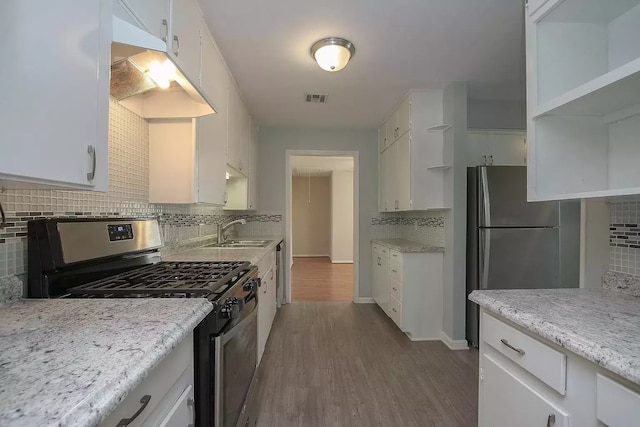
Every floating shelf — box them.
[426,124,452,132]
[533,57,640,118]
[426,165,451,170]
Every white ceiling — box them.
[200,0,526,129]
[291,156,354,176]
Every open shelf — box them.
[533,57,640,118]
[426,124,451,132]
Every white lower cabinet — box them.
[257,248,277,365]
[479,310,640,427]
[99,333,195,427]
[371,243,443,340]
[481,353,569,427]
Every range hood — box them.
[111,16,215,118]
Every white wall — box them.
[258,127,377,298]
[468,98,526,130]
[292,176,331,256]
[443,83,469,346]
[331,170,354,263]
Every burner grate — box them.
[67,261,251,297]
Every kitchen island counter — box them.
[469,288,640,386]
[0,298,212,427]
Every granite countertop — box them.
[469,289,640,385]
[0,299,212,427]
[164,236,284,265]
[372,238,444,253]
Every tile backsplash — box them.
[0,98,281,278]
[371,211,445,247]
[610,201,640,276]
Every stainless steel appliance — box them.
[27,218,260,427]
[466,166,580,347]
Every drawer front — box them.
[389,296,402,328]
[99,334,193,427]
[482,313,566,394]
[389,261,402,283]
[597,374,640,427]
[390,278,402,301]
[389,249,402,263]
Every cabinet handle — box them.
[482,155,487,165]
[392,269,397,273]
[161,19,168,42]
[117,395,151,426]
[173,35,180,56]
[392,308,397,312]
[500,338,525,355]
[187,397,195,427]
[546,414,556,427]
[392,287,397,291]
[87,145,96,181]
[489,155,494,165]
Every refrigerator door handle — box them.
[480,229,490,290]
[480,166,491,228]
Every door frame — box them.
[285,150,360,303]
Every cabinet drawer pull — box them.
[173,35,180,56]
[392,308,397,312]
[87,145,96,181]
[392,287,397,291]
[391,269,397,273]
[546,414,556,427]
[117,395,151,426]
[161,19,168,42]
[500,338,525,355]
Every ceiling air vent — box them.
[305,93,328,103]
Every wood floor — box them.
[291,257,354,302]
[253,302,479,427]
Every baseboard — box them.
[292,254,330,258]
[355,297,375,304]
[407,335,442,342]
[440,331,470,350]
[331,260,353,264]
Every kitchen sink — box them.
[205,240,272,248]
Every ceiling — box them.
[291,156,354,176]
[200,0,526,129]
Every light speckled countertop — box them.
[469,289,640,385]
[372,238,444,253]
[164,236,283,265]
[0,299,212,427]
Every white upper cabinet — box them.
[526,0,640,200]
[168,0,202,83]
[118,0,169,40]
[378,90,449,211]
[468,130,527,166]
[248,123,259,211]
[0,0,111,191]
[227,83,251,175]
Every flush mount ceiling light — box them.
[310,37,355,72]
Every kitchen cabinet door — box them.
[119,0,169,40]
[385,144,398,211]
[248,124,259,210]
[488,132,527,166]
[196,24,227,206]
[480,353,569,427]
[373,250,390,314]
[227,84,243,173]
[385,116,396,146]
[0,0,110,191]
[396,96,411,139]
[257,265,276,365]
[378,149,388,212]
[396,132,411,210]
[467,132,490,166]
[168,0,202,84]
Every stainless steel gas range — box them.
[27,218,260,427]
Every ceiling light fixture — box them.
[310,37,355,72]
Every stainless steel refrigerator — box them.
[466,166,580,348]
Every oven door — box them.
[213,305,258,427]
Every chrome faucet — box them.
[217,219,247,244]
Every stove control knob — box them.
[243,278,260,292]
[220,297,240,320]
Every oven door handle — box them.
[218,302,258,338]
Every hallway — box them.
[253,302,479,426]
[291,257,353,301]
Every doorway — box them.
[285,151,359,302]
